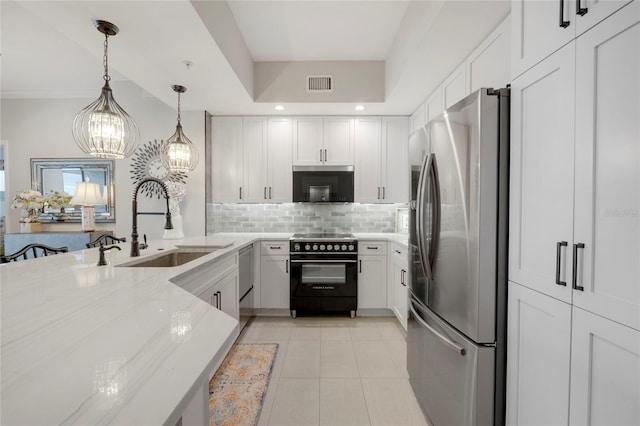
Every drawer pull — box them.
[367,246,379,250]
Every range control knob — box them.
[305,244,311,251]
[327,244,333,251]
[341,244,347,251]
[293,243,301,251]
[334,244,340,251]
[348,244,355,251]
[312,244,319,251]
[320,244,326,251]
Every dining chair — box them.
[86,234,126,248]
[0,244,69,263]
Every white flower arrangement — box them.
[11,189,45,223]
[45,190,72,210]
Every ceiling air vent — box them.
[307,75,334,93]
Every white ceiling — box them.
[227,1,410,61]
[0,0,510,116]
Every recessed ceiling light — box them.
[275,105,284,111]
[355,105,365,111]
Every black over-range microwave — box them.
[292,166,354,202]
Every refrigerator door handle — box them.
[410,302,466,356]
[416,153,441,280]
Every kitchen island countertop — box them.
[0,235,255,426]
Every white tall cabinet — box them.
[211,116,243,203]
[507,3,640,424]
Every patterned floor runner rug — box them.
[209,343,279,426]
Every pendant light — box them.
[72,20,139,159]
[164,85,198,173]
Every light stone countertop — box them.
[0,235,257,426]
[0,232,407,425]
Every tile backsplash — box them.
[207,203,407,234]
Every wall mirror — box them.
[31,158,116,223]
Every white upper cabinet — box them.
[292,116,324,165]
[355,117,383,203]
[511,0,631,79]
[211,116,243,203]
[293,116,354,165]
[323,116,355,165]
[442,62,469,109]
[574,0,633,36]
[355,117,409,203]
[410,103,426,134]
[424,87,444,125]
[509,43,576,304]
[211,116,292,203]
[382,117,409,203]
[242,116,268,203]
[267,117,293,203]
[466,15,511,93]
[511,0,576,79]
[572,1,639,330]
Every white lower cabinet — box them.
[569,308,640,425]
[260,241,290,309]
[507,282,640,425]
[506,282,572,425]
[357,241,387,309]
[389,243,408,331]
[357,255,387,309]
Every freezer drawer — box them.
[407,297,495,426]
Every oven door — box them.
[290,257,357,298]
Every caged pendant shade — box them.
[72,20,139,159]
[164,85,198,173]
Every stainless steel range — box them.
[289,233,358,318]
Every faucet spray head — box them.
[164,212,173,230]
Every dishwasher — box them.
[238,244,254,331]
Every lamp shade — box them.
[72,20,139,159]
[70,182,104,206]
[164,85,198,173]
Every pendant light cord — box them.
[176,92,182,124]
[103,34,111,82]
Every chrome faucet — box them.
[131,178,173,257]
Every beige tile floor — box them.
[236,315,430,426]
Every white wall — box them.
[0,80,206,240]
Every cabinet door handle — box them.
[382,187,386,200]
[324,149,327,162]
[555,241,568,286]
[286,259,289,273]
[576,0,588,16]
[559,0,570,28]
[320,149,323,162]
[401,269,406,286]
[269,187,272,199]
[359,259,362,273]
[572,243,585,291]
[213,291,220,309]
[264,187,267,199]
[239,187,243,200]
[217,291,222,310]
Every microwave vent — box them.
[307,75,334,93]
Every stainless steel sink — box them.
[118,250,214,268]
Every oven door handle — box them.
[290,259,357,263]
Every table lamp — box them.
[70,182,103,231]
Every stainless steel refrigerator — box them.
[408,88,509,426]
